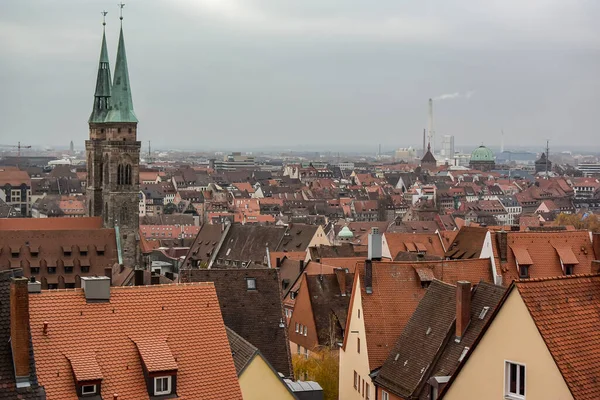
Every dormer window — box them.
[519,265,529,279]
[154,376,172,395]
[565,265,574,276]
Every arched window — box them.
[99,162,103,185]
[103,160,109,185]
[117,164,123,185]
[125,164,131,185]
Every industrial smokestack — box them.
[422,129,426,158]
[428,98,435,154]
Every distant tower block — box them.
[69,140,74,154]
[85,9,141,267]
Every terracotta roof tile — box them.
[133,337,178,372]
[28,283,242,399]
[0,217,103,230]
[383,232,446,259]
[66,352,103,382]
[516,274,600,400]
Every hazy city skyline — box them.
[2,0,600,150]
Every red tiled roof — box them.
[28,283,242,399]
[383,232,445,259]
[133,337,178,372]
[516,274,600,400]
[0,217,103,230]
[0,168,30,186]
[66,352,103,382]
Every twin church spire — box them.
[89,7,137,124]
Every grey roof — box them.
[215,224,287,266]
[226,326,259,375]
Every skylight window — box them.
[479,306,490,320]
[246,278,257,290]
[458,347,469,362]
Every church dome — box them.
[338,225,354,239]
[470,145,495,162]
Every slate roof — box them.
[305,273,354,347]
[0,269,46,400]
[28,283,242,399]
[180,268,293,377]
[226,326,259,375]
[215,224,287,266]
[182,223,224,267]
[278,224,319,252]
[515,274,600,400]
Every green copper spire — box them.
[88,19,112,124]
[106,21,138,123]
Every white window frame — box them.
[81,384,96,395]
[303,325,307,336]
[246,277,257,290]
[504,360,526,399]
[154,376,172,396]
[382,390,389,400]
[295,322,299,333]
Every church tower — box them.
[86,11,141,267]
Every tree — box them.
[555,212,600,232]
[292,348,339,400]
[163,203,177,215]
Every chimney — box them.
[368,227,382,261]
[104,267,112,286]
[28,276,41,294]
[455,281,472,341]
[134,269,144,286]
[151,273,160,285]
[593,233,600,261]
[365,260,373,294]
[81,276,111,302]
[11,277,31,387]
[335,268,347,296]
[497,230,508,262]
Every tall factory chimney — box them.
[428,98,435,154]
[422,129,426,158]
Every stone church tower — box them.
[86,18,141,267]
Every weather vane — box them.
[118,2,125,20]
[101,10,108,26]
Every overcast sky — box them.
[2,0,600,152]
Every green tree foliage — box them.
[293,349,339,400]
[555,212,600,232]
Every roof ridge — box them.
[516,273,600,283]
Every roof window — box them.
[246,278,257,290]
[479,306,490,320]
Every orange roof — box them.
[492,231,596,285]
[269,251,305,269]
[0,217,103,230]
[348,258,494,370]
[66,351,103,382]
[383,232,445,259]
[0,168,30,186]
[28,283,242,399]
[515,274,600,400]
[318,257,363,272]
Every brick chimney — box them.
[11,277,31,387]
[335,268,347,296]
[497,230,508,262]
[151,273,160,285]
[364,260,373,294]
[455,281,472,341]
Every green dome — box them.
[338,225,354,239]
[470,145,495,162]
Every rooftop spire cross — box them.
[101,10,108,26]
[118,2,125,21]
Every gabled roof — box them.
[28,283,242,399]
[445,226,488,259]
[384,232,446,259]
[0,270,46,400]
[182,223,224,267]
[347,259,495,371]
[215,224,287,265]
[515,274,600,400]
[180,268,293,377]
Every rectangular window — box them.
[354,371,358,389]
[362,379,365,397]
[81,266,90,273]
[304,347,308,359]
[30,267,40,275]
[246,277,257,290]
[48,267,56,274]
[357,337,360,353]
[295,322,299,333]
[154,376,172,396]
[382,390,389,400]
[81,384,96,395]
[366,383,370,400]
[519,265,529,279]
[505,361,525,399]
[565,265,574,276]
[297,344,301,355]
[303,325,307,336]
[64,266,73,274]
[358,308,361,319]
